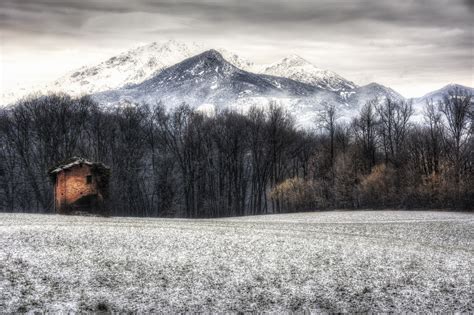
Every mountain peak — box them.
[362,82,402,94]
[157,39,196,53]
[260,55,357,92]
[184,49,231,72]
[355,82,405,102]
[442,83,470,91]
[94,47,322,110]
[134,48,238,91]
[364,82,386,89]
[279,54,312,67]
[200,49,225,60]
[415,83,474,101]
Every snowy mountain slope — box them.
[409,83,474,120]
[412,83,474,106]
[48,41,255,97]
[93,49,328,109]
[92,50,424,128]
[0,40,254,105]
[321,82,407,122]
[0,40,196,105]
[49,40,199,96]
[345,82,405,107]
[216,48,255,72]
[260,55,357,92]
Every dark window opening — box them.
[86,175,92,184]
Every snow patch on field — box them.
[0,211,472,312]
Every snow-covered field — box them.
[0,211,472,312]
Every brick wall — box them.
[55,164,101,213]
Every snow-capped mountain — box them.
[93,49,326,109]
[50,41,256,96]
[345,82,405,107]
[408,83,474,120]
[260,55,357,92]
[50,40,200,96]
[4,39,471,128]
[0,40,254,105]
[327,82,406,121]
[412,83,474,107]
[217,49,255,72]
[1,40,195,105]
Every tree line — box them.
[0,88,472,217]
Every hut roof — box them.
[48,156,110,175]
[49,157,92,174]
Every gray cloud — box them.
[2,0,472,33]
[1,0,473,97]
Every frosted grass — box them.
[0,211,472,312]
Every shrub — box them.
[358,164,397,208]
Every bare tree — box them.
[317,103,338,168]
[439,88,473,199]
[424,100,444,175]
[376,99,413,168]
[353,100,378,172]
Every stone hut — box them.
[48,157,110,215]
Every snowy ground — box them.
[0,211,472,312]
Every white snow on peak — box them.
[277,54,313,68]
[215,48,254,72]
[1,40,254,106]
[260,55,357,92]
[52,40,200,94]
[1,41,360,107]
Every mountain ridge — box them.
[93,49,326,110]
[1,40,364,105]
[260,55,357,92]
[412,83,474,105]
[2,40,472,128]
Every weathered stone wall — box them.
[55,165,101,213]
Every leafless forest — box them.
[0,88,472,217]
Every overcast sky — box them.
[1,0,473,97]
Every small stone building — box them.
[48,157,110,215]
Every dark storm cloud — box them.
[1,0,472,34]
[2,1,472,65]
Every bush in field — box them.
[358,164,397,208]
[270,177,330,212]
[333,153,357,209]
[413,165,474,209]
